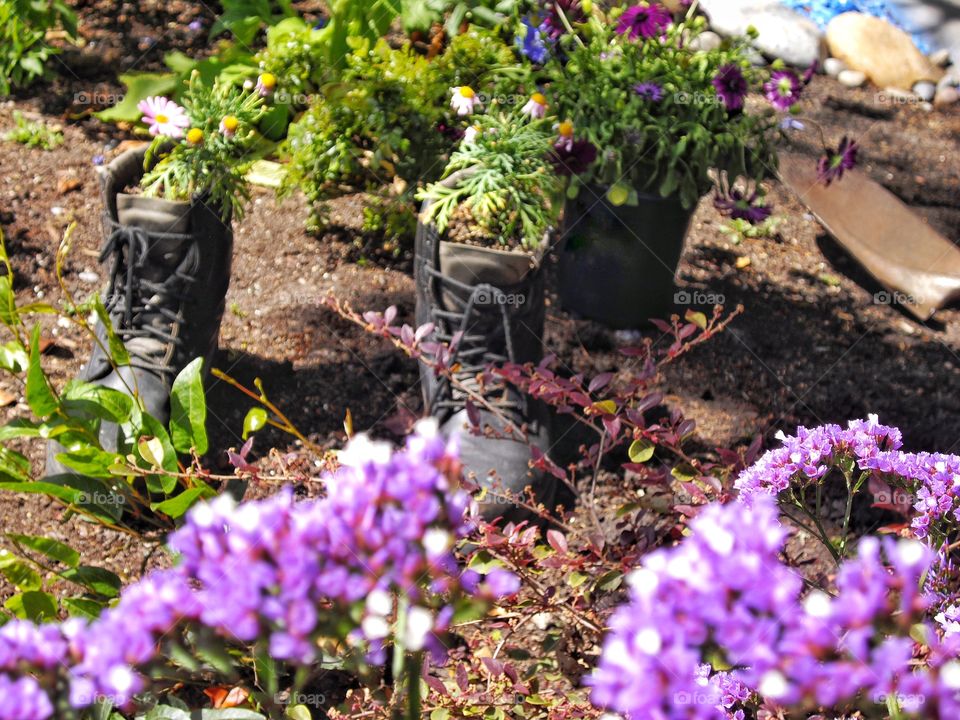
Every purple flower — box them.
[714,188,772,224]
[0,675,53,720]
[92,154,105,166]
[549,138,598,176]
[616,2,672,40]
[712,64,748,111]
[764,69,802,111]
[818,136,859,186]
[634,81,663,102]
[542,0,586,40]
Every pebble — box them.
[935,86,960,107]
[823,57,847,76]
[838,69,867,88]
[78,271,99,284]
[50,206,64,216]
[930,48,952,67]
[913,80,936,102]
[690,30,722,52]
[826,12,943,89]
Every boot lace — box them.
[100,215,199,378]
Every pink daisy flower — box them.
[137,97,190,139]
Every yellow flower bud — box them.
[531,92,547,106]
[558,120,574,137]
[186,127,204,145]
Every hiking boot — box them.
[415,197,555,522]
[45,147,233,478]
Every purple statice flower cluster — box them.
[713,188,772,224]
[589,496,960,719]
[734,414,902,505]
[0,423,504,718]
[735,416,960,541]
[864,451,960,539]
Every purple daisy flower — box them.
[817,136,859,186]
[765,69,802,111]
[634,81,663,102]
[712,64,748,111]
[549,138,598,176]
[542,0,586,40]
[714,188,772,224]
[616,3,672,41]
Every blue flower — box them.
[516,16,551,64]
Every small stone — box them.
[913,80,936,102]
[823,57,847,77]
[935,86,960,107]
[838,69,867,88]
[735,256,752,269]
[690,30,722,52]
[50,206,64,217]
[78,271,99,284]
[930,48,952,67]
[56,176,82,195]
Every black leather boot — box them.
[45,148,233,478]
[415,200,555,522]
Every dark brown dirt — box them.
[2,0,960,614]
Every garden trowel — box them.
[778,152,960,321]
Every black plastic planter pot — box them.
[558,187,695,329]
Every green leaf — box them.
[92,297,131,367]
[150,486,210,519]
[5,590,57,621]
[7,533,80,567]
[430,710,450,720]
[26,325,57,417]
[566,571,589,589]
[0,481,82,504]
[138,413,179,476]
[138,436,166,468]
[286,707,313,720]
[606,183,630,206]
[55,446,120,478]
[0,552,42,591]
[170,357,208,455]
[0,340,28,373]
[142,707,190,720]
[242,407,268,440]
[628,439,655,464]
[61,565,121,598]
[63,596,106,620]
[61,380,135,423]
[198,711,266,720]
[95,73,177,123]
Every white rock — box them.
[935,85,960,107]
[823,57,847,77]
[930,48,952,67]
[838,69,867,88]
[698,0,823,68]
[690,30,722,52]
[913,80,936,101]
[78,271,99,284]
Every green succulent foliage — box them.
[257,17,333,101]
[0,0,76,95]
[549,11,780,208]
[140,73,267,220]
[418,111,562,251]
[401,0,525,35]
[210,0,296,48]
[432,26,525,94]
[280,40,451,211]
[2,111,63,150]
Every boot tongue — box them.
[117,193,192,279]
